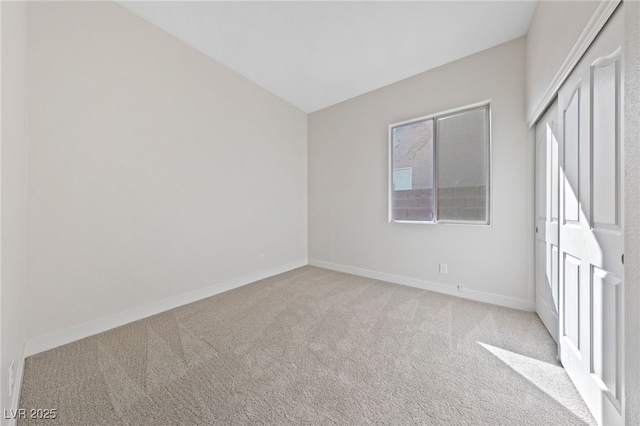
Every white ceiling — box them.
[119,1,538,113]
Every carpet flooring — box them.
[18,266,595,425]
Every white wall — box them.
[308,38,533,309]
[25,1,307,341]
[526,0,601,121]
[624,0,640,423]
[0,1,28,418]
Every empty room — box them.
[1,0,639,425]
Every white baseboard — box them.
[309,259,535,312]
[23,259,308,357]
[23,256,533,357]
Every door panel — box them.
[551,245,559,312]
[556,7,624,425]
[592,59,619,227]
[563,254,581,350]
[563,88,581,224]
[537,240,547,300]
[551,128,559,222]
[592,266,621,402]
[535,101,559,343]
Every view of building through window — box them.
[391,119,434,221]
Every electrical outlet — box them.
[439,263,448,274]
[259,254,264,263]
[8,360,14,396]
[457,285,464,292]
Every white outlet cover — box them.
[439,264,448,274]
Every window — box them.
[389,103,490,224]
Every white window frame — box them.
[388,101,492,225]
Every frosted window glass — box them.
[436,108,488,222]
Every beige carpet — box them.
[19,266,594,425]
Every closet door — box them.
[535,102,559,343]
[557,8,624,425]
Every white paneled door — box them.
[556,7,624,426]
[535,101,560,344]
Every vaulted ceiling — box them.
[120,1,538,113]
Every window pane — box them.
[391,119,434,221]
[436,108,488,222]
